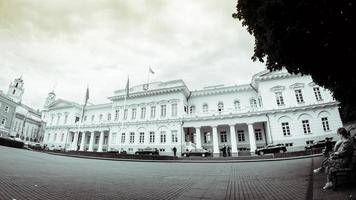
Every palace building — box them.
[42,69,342,157]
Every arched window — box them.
[202,103,208,113]
[189,105,196,114]
[234,100,241,110]
[218,102,224,112]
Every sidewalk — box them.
[312,157,356,200]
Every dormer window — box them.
[313,87,323,101]
[250,99,257,108]
[295,89,304,103]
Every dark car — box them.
[255,144,287,155]
[182,149,211,157]
[305,139,336,150]
[135,147,159,155]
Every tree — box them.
[233,0,356,122]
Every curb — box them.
[45,151,323,163]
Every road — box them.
[0,146,313,200]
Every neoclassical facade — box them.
[42,69,343,157]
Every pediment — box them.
[270,85,286,92]
[289,83,305,89]
[48,99,77,109]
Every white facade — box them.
[42,69,342,157]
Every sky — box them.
[0,0,266,109]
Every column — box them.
[195,127,202,149]
[72,132,79,150]
[88,131,95,151]
[97,131,104,152]
[212,126,219,157]
[265,121,273,144]
[229,124,238,157]
[247,123,257,155]
[107,131,112,151]
[79,132,86,151]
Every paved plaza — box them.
[0,146,352,200]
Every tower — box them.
[42,91,56,122]
[7,76,24,103]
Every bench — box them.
[331,143,356,190]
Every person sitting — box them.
[313,127,354,189]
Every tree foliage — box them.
[234,0,356,122]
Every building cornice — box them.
[191,84,253,97]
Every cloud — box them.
[0,0,265,109]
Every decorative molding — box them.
[270,85,286,92]
[289,83,305,89]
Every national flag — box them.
[125,77,129,98]
[149,67,155,74]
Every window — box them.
[302,120,311,134]
[50,115,54,125]
[150,106,156,118]
[1,118,6,125]
[160,105,166,117]
[218,102,224,112]
[313,87,323,101]
[275,92,285,106]
[255,129,263,141]
[149,131,155,143]
[121,133,126,143]
[295,89,304,103]
[64,115,68,124]
[12,89,16,94]
[84,115,87,121]
[129,132,135,143]
[104,136,108,144]
[95,136,99,144]
[306,140,314,145]
[203,104,208,113]
[171,104,177,116]
[111,133,116,144]
[281,122,291,136]
[56,115,61,125]
[86,136,90,144]
[237,130,245,142]
[54,133,57,142]
[322,117,330,131]
[47,134,50,142]
[189,105,196,114]
[114,110,119,121]
[204,132,211,143]
[220,131,227,143]
[91,115,95,121]
[4,106,9,113]
[171,130,178,143]
[131,108,136,120]
[107,113,111,121]
[250,99,257,108]
[61,133,64,142]
[234,100,241,110]
[140,107,146,119]
[124,109,128,120]
[99,114,103,121]
[139,132,144,143]
[160,131,166,143]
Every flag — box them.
[125,77,129,98]
[80,87,89,122]
[149,67,155,74]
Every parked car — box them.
[135,147,159,155]
[305,139,336,150]
[255,144,287,155]
[182,148,211,157]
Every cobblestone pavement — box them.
[0,146,312,200]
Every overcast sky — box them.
[0,0,266,109]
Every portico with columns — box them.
[68,128,110,152]
[183,115,270,157]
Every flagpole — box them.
[146,66,150,86]
[75,86,89,151]
[119,76,129,153]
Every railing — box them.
[183,107,263,118]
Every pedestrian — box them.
[227,146,231,157]
[172,146,177,157]
[221,145,227,157]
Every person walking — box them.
[227,146,231,157]
[172,146,177,157]
[221,145,227,157]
